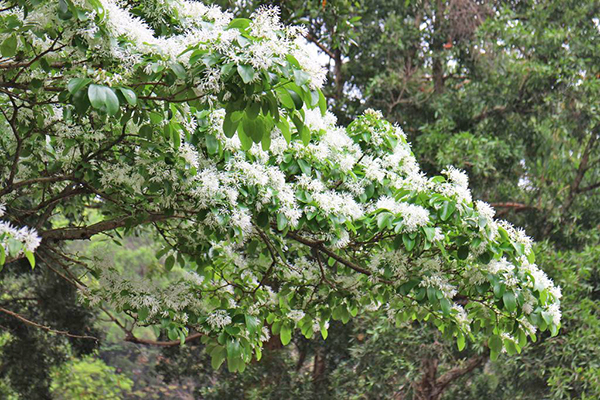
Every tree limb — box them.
[41,214,171,241]
[124,332,202,347]
[0,306,99,341]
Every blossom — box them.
[207,310,232,329]
[374,196,430,232]
[0,221,41,256]
[420,274,457,299]
[288,310,305,323]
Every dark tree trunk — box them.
[431,0,446,94]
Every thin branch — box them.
[0,175,75,197]
[432,354,487,397]
[0,306,99,341]
[286,231,372,276]
[577,181,600,193]
[41,213,171,241]
[304,32,336,59]
[124,332,202,347]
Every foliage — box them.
[0,0,562,380]
[50,355,134,399]
[150,0,600,398]
[0,262,99,399]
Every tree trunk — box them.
[431,0,446,94]
[411,354,486,400]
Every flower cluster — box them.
[0,204,41,267]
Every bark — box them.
[312,346,327,388]
[431,0,447,94]
[411,355,486,400]
[333,48,344,100]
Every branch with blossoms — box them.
[0,0,561,372]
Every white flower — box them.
[260,326,271,342]
[546,303,561,325]
[420,274,457,299]
[374,196,430,232]
[288,309,305,323]
[476,200,495,220]
[0,221,41,255]
[206,310,232,329]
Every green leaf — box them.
[237,64,255,84]
[423,227,436,242]
[503,291,517,312]
[226,339,242,359]
[88,85,119,115]
[246,102,260,120]
[245,315,260,335]
[170,62,187,79]
[24,250,35,269]
[67,78,91,94]
[223,112,240,138]
[541,310,554,325]
[261,129,271,151]
[171,127,181,150]
[167,328,178,341]
[457,245,469,260]
[242,116,264,143]
[257,211,269,228]
[206,134,219,155]
[103,87,120,115]
[228,18,251,30]
[504,339,518,356]
[403,234,416,252]
[0,246,5,266]
[488,334,503,354]
[277,119,291,143]
[237,123,253,150]
[293,69,310,86]
[298,159,311,175]
[210,345,226,369]
[277,213,288,231]
[456,332,466,351]
[0,35,17,57]
[440,298,452,315]
[318,90,327,115]
[57,0,72,19]
[320,325,328,340]
[165,255,175,271]
[490,349,500,361]
[119,87,137,105]
[138,306,149,321]
[440,201,456,221]
[280,323,292,345]
[300,125,310,146]
[287,89,303,110]
[276,88,295,109]
[377,213,392,230]
[88,84,106,109]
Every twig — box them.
[0,306,99,341]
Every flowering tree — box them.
[0,0,561,372]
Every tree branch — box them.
[0,306,99,341]
[304,32,336,59]
[432,354,486,396]
[286,231,372,276]
[124,332,202,347]
[41,214,171,241]
[577,181,600,193]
